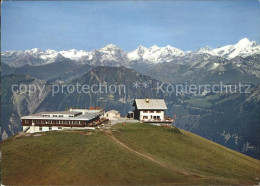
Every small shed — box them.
[127,111,134,119]
[104,110,121,120]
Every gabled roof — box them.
[134,99,167,110]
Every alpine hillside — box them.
[1,123,260,185]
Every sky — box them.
[2,0,260,52]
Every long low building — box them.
[21,109,103,133]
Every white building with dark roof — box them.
[21,108,104,133]
[133,98,171,123]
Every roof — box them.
[28,111,82,116]
[134,99,167,110]
[105,110,119,114]
[21,110,102,121]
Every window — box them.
[47,120,51,124]
[74,121,79,125]
[154,116,160,120]
[59,115,63,117]
[58,127,62,129]
[143,116,148,119]
[143,111,148,113]
[53,115,57,117]
[42,115,50,117]
[81,121,85,125]
[156,111,161,113]
[49,127,52,131]
[24,120,29,124]
[36,120,40,124]
[150,111,154,113]
[69,115,74,117]
[39,126,42,131]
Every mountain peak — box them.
[26,48,42,53]
[165,45,174,48]
[2,39,260,68]
[136,45,147,50]
[236,38,252,48]
[101,44,121,51]
[211,38,260,59]
[149,45,160,50]
[45,49,57,53]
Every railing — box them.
[142,119,173,123]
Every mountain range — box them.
[2,38,260,68]
[1,38,260,159]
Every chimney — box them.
[145,97,149,103]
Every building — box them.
[21,108,103,133]
[104,110,121,120]
[133,98,172,123]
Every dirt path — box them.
[104,130,192,177]
[103,130,254,185]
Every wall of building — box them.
[23,126,63,133]
[21,116,100,133]
[104,112,120,120]
[22,119,86,126]
[139,110,164,121]
[23,126,96,133]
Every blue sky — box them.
[2,1,260,52]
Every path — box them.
[104,130,192,177]
[103,129,248,185]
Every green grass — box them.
[2,124,260,185]
[1,130,191,185]
[112,123,260,184]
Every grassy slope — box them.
[2,123,260,185]
[1,131,192,185]
[112,123,260,184]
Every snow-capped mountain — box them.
[212,38,260,59]
[127,45,184,63]
[1,38,259,67]
[195,38,260,59]
[88,44,128,66]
